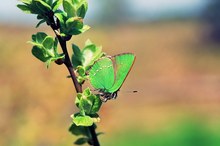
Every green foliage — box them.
[54,0,89,37]
[69,123,99,145]
[17,0,89,33]
[17,0,60,27]
[17,0,103,131]
[73,88,101,125]
[75,137,89,145]
[72,40,104,83]
[63,0,88,18]
[17,0,132,145]
[71,40,103,66]
[29,32,64,67]
[69,88,101,145]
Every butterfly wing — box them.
[89,57,115,91]
[108,53,135,93]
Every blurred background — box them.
[1,0,220,145]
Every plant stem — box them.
[51,26,100,146]
[89,124,100,146]
[56,34,82,93]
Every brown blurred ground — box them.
[1,20,220,145]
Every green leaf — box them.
[69,123,90,136]
[32,35,37,42]
[77,75,87,84]
[75,88,92,112]
[45,0,53,6]
[76,1,88,18]
[54,38,59,52]
[20,0,32,4]
[75,88,102,115]
[77,66,86,76]
[81,99,92,114]
[66,17,83,30]
[36,19,46,28]
[89,114,101,123]
[73,115,93,126]
[72,40,103,72]
[35,32,47,43]
[68,24,90,35]
[28,2,43,14]
[29,32,49,48]
[75,94,85,115]
[74,137,88,145]
[84,87,91,96]
[76,66,87,83]
[54,10,67,25]
[32,46,48,62]
[63,0,76,17]
[45,54,65,68]
[35,0,52,11]
[52,0,62,11]
[42,36,54,50]
[87,95,102,114]
[30,32,64,67]
[81,40,103,70]
[17,4,32,14]
[72,44,83,68]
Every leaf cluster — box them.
[68,88,102,145]
[17,0,102,68]
[72,40,104,83]
[74,88,102,126]
[17,1,105,145]
[29,32,65,67]
[18,0,89,37]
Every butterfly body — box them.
[89,53,135,101]
[98,89,118,102]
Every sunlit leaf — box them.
[66,17,83,30]
[52,0,62,11]
[68,24,90,35]
[77,1,88,18]
[87,95,102,114]
[73,115,93,126]
[82,39,103,70]
[63,0,75,17]
[21,0,32,4]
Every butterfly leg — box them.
[111,92,117,99]
[98,91,118,102]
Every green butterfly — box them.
[89,53,135,101]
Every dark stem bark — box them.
[56,34,82,93]
[89,124,100,146]
[50,25,100,146]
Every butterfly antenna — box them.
[120,90,138,93]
